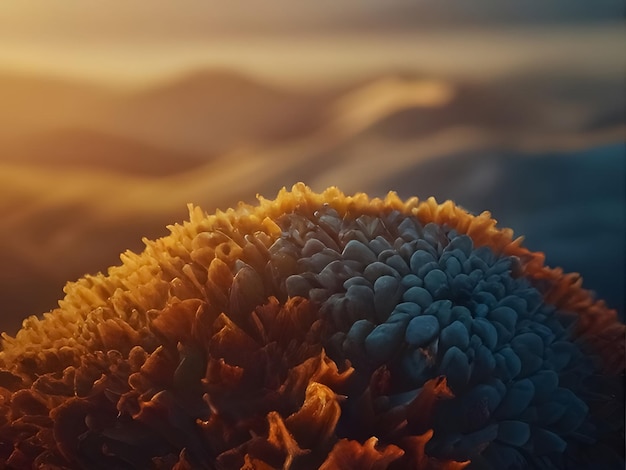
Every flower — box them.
[0,183,623,469]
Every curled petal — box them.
[320,437,404,470]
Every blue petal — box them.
[494,379,535,419]
[364,321,405,364]
[440,320,470,351]
[342,239,377,265]
[398,217,421,240]
[432,425,498,461]
[423,222,446,248]
[528,370,559,404]
[489,306,518,332]
[495,347,522,381]
[425,300,453,327]
[443,256,463,278]
[369,235,393,255]
[373,275,401,322]
[497,420,531,447]
[497,295,528,316]
[446,235,473,257]
[469,254,490,272]
[393,302,422,317]
[403,286,433,308]
[415,239,438,258]
[401,348,433,383]
[343,319,375,362]
[363,261,400,282]
[400,273,422,289]
[482,442,527,469]
[405,315,439,347]
[473,291,497,309]
[472,344,497,382]
[474,245,497,265]
[460,383,502,427]
[472,317,498,350]
[492,321,513,347]
[450,273,473,295]
[535,401,567,425]
[345,284,376,322]
[410,250,437,273]
[451,305,473,328]
[486,258,512,276]
[550,388,589,435]
[511,332,544,376]
[417,261,440,279]
[285,274,312,298]
[346,319,376,344]
[440,346,470,391]
[343,275,372,290]
[531,428,567,455]
[545,341,575,371]
[384,254,410,276]
[424,269,449,297]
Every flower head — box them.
[0,183,623,469]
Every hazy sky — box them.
[0,1,623,87]
[1,0,622,42]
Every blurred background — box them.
[0,1,624,335]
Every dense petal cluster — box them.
[0,184,623,469]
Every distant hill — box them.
[0,72,115,138]
[0,69,334,157]
[341,81,536,139]
[97,69,332,154]
[0,128,207,177]
[329,73,625,141]
[0,67,621,160]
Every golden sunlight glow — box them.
[0,23,623,88]
[332,77,456,134]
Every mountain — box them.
[97,69,332,154]
[334,80,536,140]
[0,69,334,158]
[0,72,115,138]
[0,128,207,177]
[329,72,626,142]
